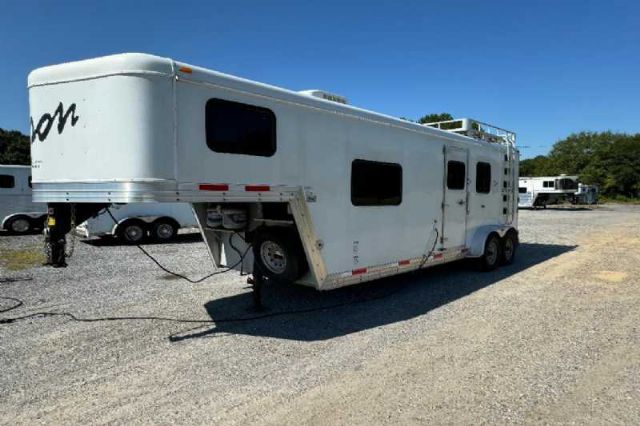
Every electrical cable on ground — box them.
[0,208,421,328]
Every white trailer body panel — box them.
[28,53,518,289]
[0,165,47,230]
[75,202,197,238]
[518,176,578,208]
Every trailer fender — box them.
[1,212,47,230]
[466,225,517,258]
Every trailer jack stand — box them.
[44,205,71,268]
[247,273,265,312]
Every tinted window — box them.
[447,161,466,190]
[557,178,577,190]
[519,187,527,194]
[476,162,491,193]
[351,159,402,206]
[205,98,276,157]
[0,174,15,189]
[543,180,554,188]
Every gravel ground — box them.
[1,205,639,425]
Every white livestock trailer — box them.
[0,165,47,234]
[76,202,198,242]
[28,53,519,287]
[518,175,578,208]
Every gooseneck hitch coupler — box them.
[44,203,108,267]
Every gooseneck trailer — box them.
[518,175,579,208]
[28,53,519,287]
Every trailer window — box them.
[205,98,276,157]
[543,180,554,188]
[446,161,466,190]
[0,175,15,189]
[351,159,402,206]
[519,187,527,194]
[475,162,491,194]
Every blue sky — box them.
[1,0,638,158]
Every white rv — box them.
[28,53,519,288]
[76,203,197,242]
[0,165,47,234]
[518,175,578,208]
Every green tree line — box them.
[521,132,640,198]
[0,128,30,165]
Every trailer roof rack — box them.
[424,118,516,146]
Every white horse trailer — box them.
[0,165,47,234]
[76,202,197,242]
[518,175,579,208]
[28,53,519,287]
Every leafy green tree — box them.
[418,113,453,124]
[519,131,640,198]
[0,128,30,165]
[519,155,557,176]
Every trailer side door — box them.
[441,146,469,249]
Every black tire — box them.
[6,216,33,235]
[479,233,502,271]
[252,228,308,284]
[500,230,518,265]
[151,218,178,242]
[116,219,147,244]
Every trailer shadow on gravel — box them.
[169,242,576,343]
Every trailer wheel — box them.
[500,230,518,265]
[116,219,147,244]
[6,216,32,234]
[151,218,178,242]
[252,228,307,284]
[479,233,501,271]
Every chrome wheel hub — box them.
[486,239,498,265]
[11,218,30,233]
[156,223,174,239]
[125,225,144,241]
[260,241,287,274]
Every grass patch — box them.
[0,247,45,271]
[600,195,640,205]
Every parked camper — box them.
[0,165,47,234]
[518,175,578,208]
[76,203,197,243]
[28,53,519,289]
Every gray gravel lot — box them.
[1,205,639,424]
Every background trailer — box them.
[28,53,519,288]
[0,164,47,234]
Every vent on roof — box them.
[299,89,348,104]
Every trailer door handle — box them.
[457,199,465,205]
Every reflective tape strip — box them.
[398,259,411,266]
[199,183,229,191]
[352,267,367,275]
[245,185,270,192]
[433,253,444,259]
